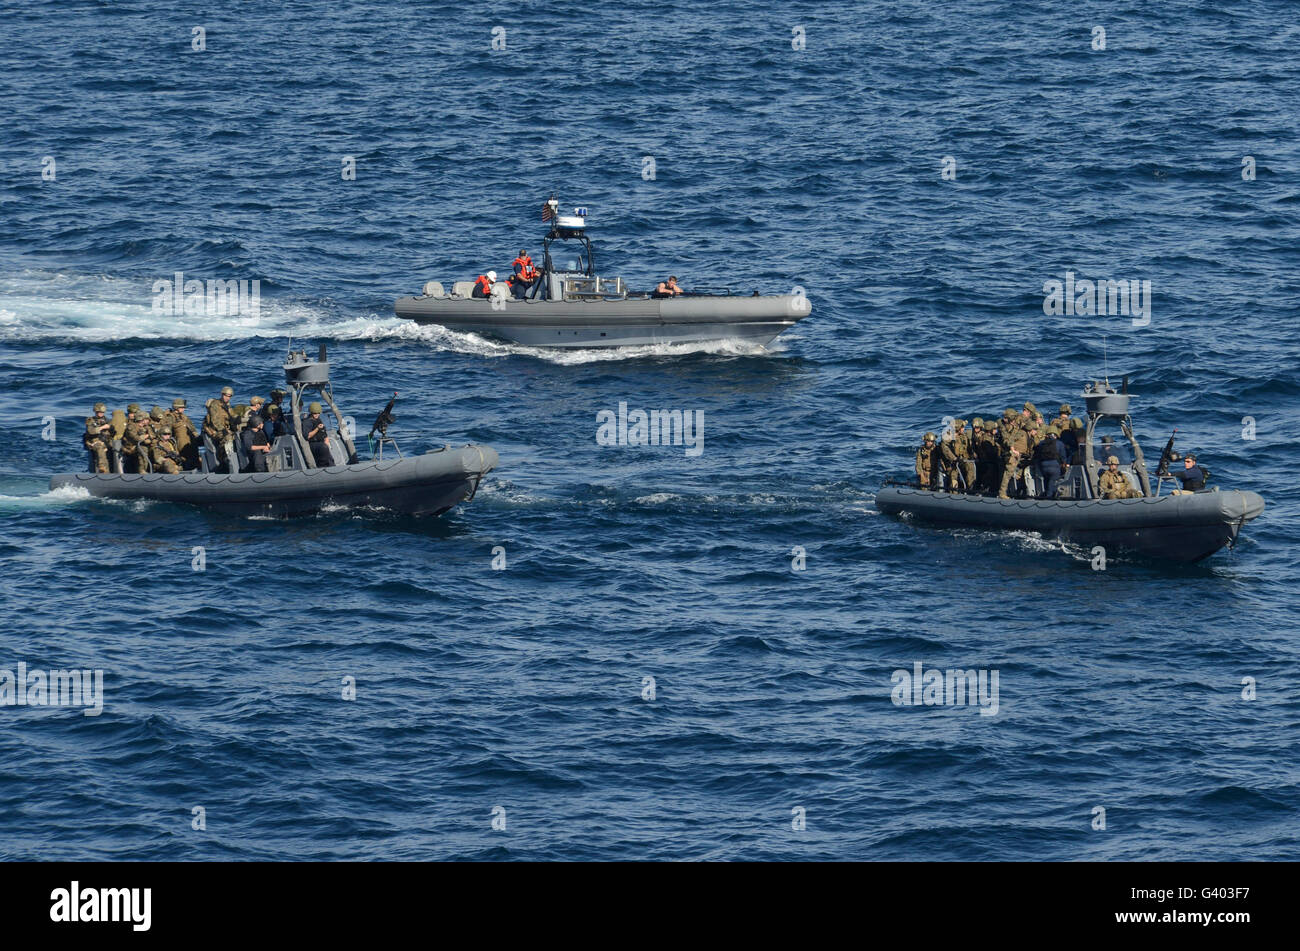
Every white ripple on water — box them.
[0,484,92,508]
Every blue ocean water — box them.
[0,0,1298,860]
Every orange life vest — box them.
[475,274,492,295]
[512,255,538,281]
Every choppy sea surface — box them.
[0,1,1297,860]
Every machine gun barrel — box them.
[370,392,398,438]
[1156,428,1178,477]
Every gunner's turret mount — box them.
[1082,379,1131,418]
[284,343,331,387]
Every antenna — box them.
[1102,335,1109,386]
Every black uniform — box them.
[243,427,271,472]
[1170,464,1206,491]
[304,414,332,467]
[1032,435,1068,499]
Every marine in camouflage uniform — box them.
[1054,403,1072,432]
[119,403,141,469]
[1058,416,1081,464]
[952,419,975,493]
[915,432,939,489]
[938,430,957,491]
[204,386,239,470]
[122,404,155,473]
[1023,419,1041,456]
[1098,455,1140,499]
[227,395,263,437]
[170,398,199,470]
[940,420,975,493]
[266,389,287,426]
[997,417,1031,498]
[1068,417,1085,463]
[83,403,113,473]
[150,428,183,474]
[1001,408,1020,438]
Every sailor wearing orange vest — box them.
[510,249,543,299]
[472,270,497,298]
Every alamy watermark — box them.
[890,661,999,716]
[596,401,704,457]
[50,882,150,931]
[1,661,104,716]
[152,271,261,318]
[1042,270,1150,327]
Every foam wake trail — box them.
[0,270,327,343]
[0,269,786,363]
[328,319,785,364]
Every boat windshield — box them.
[546,239,589,274]
[1090,421,1134,465]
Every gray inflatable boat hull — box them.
[875,486,1265,563]
[393,294,810,348]
[50,445,498,518]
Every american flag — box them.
[541,197,555,222]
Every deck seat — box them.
[451,281,475,298]
[421,281,445,298]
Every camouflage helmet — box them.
[953,419,966,430]
[1023,401,1037,413]
[172,398,187,409]
[269,388,286,401]
[157,426,173,439]
[1004,408,1016,418]
[127,403,141,415]
[267,404,282,416]
[221,386,234,396]
[1046,424,1059,435]
[249,395,265,406]
[1106,455,1119,466]
[150,405,164,420]
[972,417,983,427]
[1059,403,1071,414]
[93,402,106,413]
[308,401,322,414]
[924,432,935,441]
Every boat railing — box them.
[563,275,626,299]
